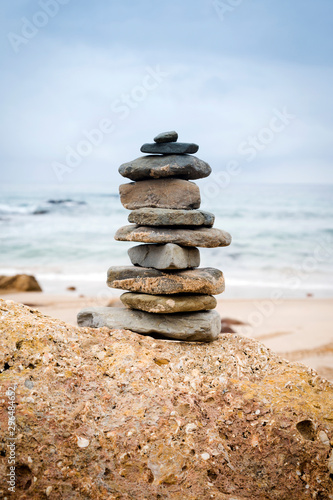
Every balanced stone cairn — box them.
[77,131,232,342]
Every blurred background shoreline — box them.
[1,181,332,299]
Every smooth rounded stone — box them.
[115,225,232,248]
[141,142,199,155]
[128,208,215,227]
[128,243,200,270]
[154,131,178,143]
[77,307,221,342]
[119,155,211,181]
[119,179,200,210]
[107,266,225,295]
[120,292,217,313]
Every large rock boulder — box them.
[0,274,42,292]
[0,299,333,499]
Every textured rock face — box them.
[140,142,199,154]
[119,155,211,181]
[119,179,201,210]
[120,292,217,313]
[78,307,221,342]
[107,266,225,295]
[128,243,200,270]
[1,299,333,499]
[0,274,42,292]
[128,207,215,227]
[116,225,232,248]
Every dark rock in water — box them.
[141,142,199,154]
[47,199,86,205]
[0,274,42,292]
[128,208,214,227]
[119,155,211,181]
[48,199,73,204]
[67,286,76,291]
[154,131,178,143]
[119,179,201,210]
[115,225,232,248]
[107,266,225,295]
[33,209,49,215]
[77,307,221,342]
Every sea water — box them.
[0,182,332,298]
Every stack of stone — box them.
[77,131,232,342]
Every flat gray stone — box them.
[128,208,215,227]
[154,131,178,143]
[140,143,199,154]
[128,243,200,270]
[115,225,232,248]
[107,266,225,295]
[77,307,221,342]
[119,179,200,210]
[119,155,211,181]
[120,292,217,313]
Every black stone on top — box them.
[154,131,178,143]
[140,142,199,155]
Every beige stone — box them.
[107,266,225,294]
[115,225,232,248]
[0,274,42,292]
[120,292,217,313]
[119,179,201,210]
[1,299,333,499]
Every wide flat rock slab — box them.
[141,142,199,154]
[115,225,232,248]
[128,208,215,227]
[77,307,221,342]
[128,243,200,270]
[119,179,200,210]
[107,266,225,294]
[119,155,211,181]
[120,292,217,313]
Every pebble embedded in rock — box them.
[119,179,201,210]
[154,131,178,143]
[120,292,217,313]
[128,243,200,270]
[107,266,225,295]
[119,155,211,181]
[115,225,232,248]
[77,307,221,342]
[141,142,199,154]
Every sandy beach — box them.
[2,291,332,382]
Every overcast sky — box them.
[1,0,332,185]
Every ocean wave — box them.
[47,199,87,205]
[0,199,87,217]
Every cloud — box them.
[0,0,332,184]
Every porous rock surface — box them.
[1,299,333,500]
